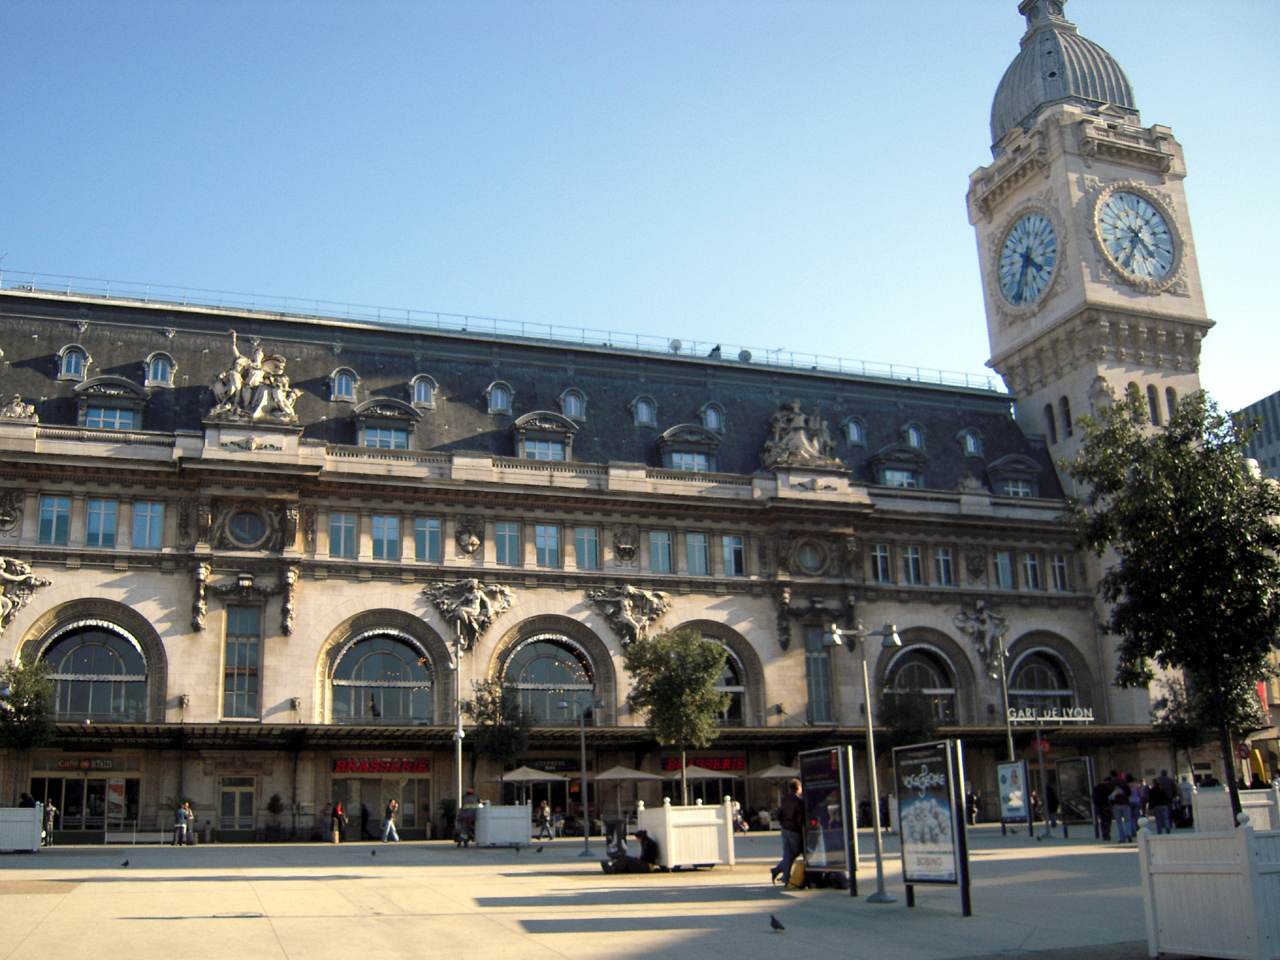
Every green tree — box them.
[463,678,534,791]
[1068,389,1280,815]
[1153,674,1269,777]
[0,658,56,804]
[879,682,938,751]
[622,627,728,805]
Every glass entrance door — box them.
[219,778,255,831]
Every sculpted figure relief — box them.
[0,557,51,631]
[760,400,842,470]
[209,330,301,423]
[586,584,670,645]
[422,578,513,650]
[954,599,1009,676]
[0,491,22,534]
[0,394,37,422]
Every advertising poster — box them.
[798,747,855,873]
[106,779,127,822]
[1054,756,1095,824]
[893,741,959,884]
[997,760,1030,823]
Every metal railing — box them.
[0,269,1003,393]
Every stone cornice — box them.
[968,128,1050,222]
[990,306,1213,396]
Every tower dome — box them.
[990,0,1135,153]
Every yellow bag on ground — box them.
[788,856,806,889]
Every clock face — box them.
[1097,191,1175,281]
[998,212,1058,307]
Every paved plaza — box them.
[0,826,1193,960]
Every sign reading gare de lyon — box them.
[1007,707,1095,724]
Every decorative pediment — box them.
[74,376,146,402]
[658,423,720,450]
[986,453,1042,479]
[868,442,927,470]
[512,410,577,435]
[354,397,422,422]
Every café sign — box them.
[1007,706,1094,724]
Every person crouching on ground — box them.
[601,829,661,873]
[770,778,804,886]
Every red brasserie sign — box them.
[333,758,430,774]
[661,757,746,772]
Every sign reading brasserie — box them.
[332,758,429,774]
[1007,706,1094,724]
[893,741,961,885]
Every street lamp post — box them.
[559,696,601,858]
[452,625,465,817]
[991,635,1015,762]
[830,621,902,905]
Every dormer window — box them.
[842,417,866,446]
[74,376,146,430]
[700,402,725,433]
[904,423,926,449]
[958,429,983,457]
[869,441,927,490]
[658,424,720,472]
[486,381,514,415]
[631,395,657,428]
[411,375,438,409]
[58,344,90,382]
[354,398,421,450]
[512,411,576,461]
[145,352,175,388]
[988,453,1043,499]
[560,388,586,420]
[331,368,358,403]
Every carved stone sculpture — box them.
[586,584,670,645]
[760,400,842,470]
[775,586,792,651]
[953,600,1009,677]
[302,506,317,551]
[281,565,299,636]
[422,578,513,651]
[208,329,301,423]
[0,491,22,534]
[612,525,639,564]
[0,394,37,422]
[0,557,50,632]
[455,516,484,556]
[964,552,987,583]
[192,561,211,631]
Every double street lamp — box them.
[830,621,902,905]
[559,695,603,858]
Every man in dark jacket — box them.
[771,778,804,887]
[1091,774,1114,841]
[601,829,661,873]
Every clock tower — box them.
[967,0,1213,479]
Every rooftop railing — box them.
[0,268,1004,393]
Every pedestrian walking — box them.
[535,800,553,840]
[173,801,188,846]
[1092,774,1113,840]
[1149,770,1175,834]
[769,778,804,888]
[382,798,400,842]
[1111,774,1133,843]
[331,801,346,844]
[43,800,57,846]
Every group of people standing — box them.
[172,801,195,845]
[1092,769,1185,840]
[328,799,400,843]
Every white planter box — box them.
[1139,818,1280,959]
[474,803,531,847]
[0,805,43,853]
[635,798,735,870]
[1195,789,1280,832]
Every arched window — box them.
[58,345,89,381]
[884,649,956,723]
[632,396,657,427]
[1126,382,1144,423]
[560,389,586,420]
[331,368,358,403]
[43,624,147,721]
[712,645,746,725]
[332,631,433,724]
[1059,396,1073,437]
[1147,385,1162,426]
[411,375,437,408]
[486,381,513,415]
[503,634,593,724]
[904,423,925,449]
[959,429,982,456]
[844,418,866,445]
[1008,651,1075,713]
[701,403,725,432]
[1043,404,1058,444]
[145,353,174,387]
[1165,387,1178,420]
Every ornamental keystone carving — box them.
[0,492,22,534]
[586,584,670,645]
[760,400,842,470]
[953,600,1009,677]
[612,525,639,564]
[0,394,37,422]
[455,515,484,556]
[422,578,513,651]
[208,329,301,423]
[0,557,50,632]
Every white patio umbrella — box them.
[498,766,568,805]
[751,763,800,812]
[594,765,662,820]
[666,763,739,805]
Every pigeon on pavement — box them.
[120,860,129,868]
[770,914,785,932]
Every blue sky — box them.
[3,1,1275,410]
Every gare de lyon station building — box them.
[0,1,1243,840]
